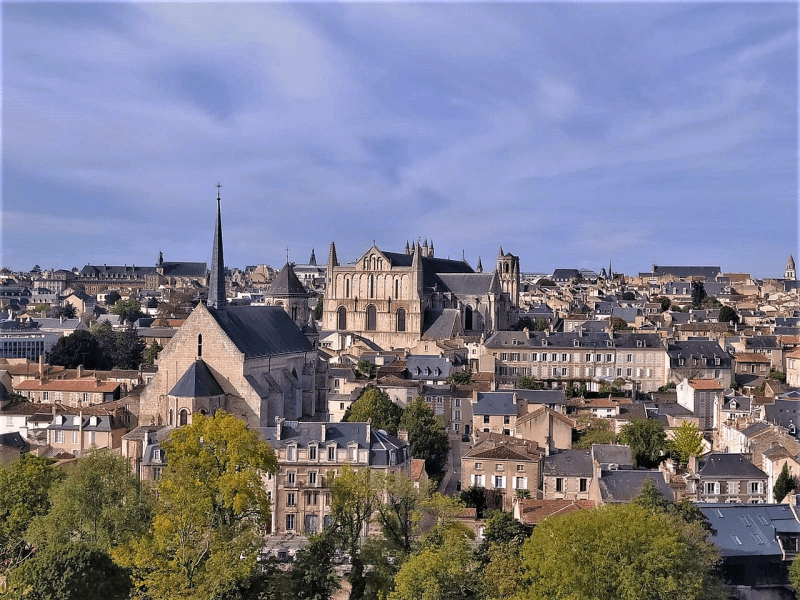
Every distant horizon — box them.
[3,3,797,278]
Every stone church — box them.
[322,240,520,350]
[139,195,320,429]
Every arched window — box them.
[197,334,203,357]
[168,408,174,426]
[396,308,406,332]
[505,263,510,273]
[369,274,375,299]
[345,278,350,298]
[465,306,473,331]
[337,307,347,330]
[366,305,377,331]
[179,409,189,427]
[394,279,400,299]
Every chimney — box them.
[688,455,699,473]
[321,423,326,442]
[397,429,409,442]
[96,376,100,388]
[77,364,83,379]
[39,354,44,378]
[523,327,530,340]
[275,417,284,441]
[366,417,371,441]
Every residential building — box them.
[541,448,593,500]
[676,378,723,431]
[686,453,769,503]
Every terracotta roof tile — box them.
[518,499,595,525]
[688,379,723,390]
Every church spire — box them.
[476,256,483,273]
[208,183,227,310]
[309,248,317,266]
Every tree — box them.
[517,503,724,600]
[691,281,707,308]
[622,291,636,301]
[104,290,121,307]
[357,359,377,379]
[460,486,488,519]
[374,472,428,557]
[774,462,796,502]
[26,449,152,551]
[144,341,163,365]
[313,298,323,321]
[537,278,555,287]
[110,298,143,324]
[669,421,705,466]
[343,387,402,436]
[619,418,667,468]
[475,510,532,566]
[532,317,549,331]
[609,316,630,331]
[517,376,543,390]
[59,303,77,319]
[4,541,131,600]
[446,371,471,386]
[573,418,618,449]
[718,305,739,325]
[400,397,450,483]
[0,455,65,572]
[113,325,145,369]
[289,532,340,600]
[659,296,672,312]
[47,330,112,370]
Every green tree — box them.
[446,371,471,386]
[289,532,340,600]
[116,411,277,599]
[774,462,796,502]
[47,330,112,370]
[517,376,543,390]
[619,418,667,468]
[374,472,428,557]
[532,317,549,331]
[104,290,121,306]
[574,418,618,449]
[313,298,323,321]
[659,296,672,312]
[400,397,450,483]
[475,510,532,566]
[112,325,145,369]
[4,541,131,600]
[343,387,402,436]
[91,320,117,361]
[460,485,488,519]
[718,305,739,325]
[537,278,555,287]
[0,455,65,572]
[110,298,144,324]
[144,341,163,366]
[609,316,631,331]
[669,421,705,466]
[769,369,787,383]
[357,359,377,379]
[58,303,78,319]
[691,281,707,308]
[26,449,152,551]
[517,503,724,600]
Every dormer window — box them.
[287,445,297,461]
[308,445,318,461]
[90,416,99,427]
[348,444,358,463]
[636,340,643,348]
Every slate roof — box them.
[405,356,453,381]
[421,309,462,340]
[434,273,496,296]
[699,503,793,558]
[652,265,722,279]
[552,269,580,281]
[160,261,207,277]
[542,449,593,477]
[511,389,566,406]
[0,432,26,449]
[15,379,120,393]
[597,470,675,503]
[169,360,224,397]
[474,392,516,416]
[592,444,633,469]
[208,305,312,358]
[763,399,800,431]
[48,413,117,431]
[698,454,767,479]
[667,340,731,368]
[267,263,308,295]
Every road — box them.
[439,434,470,496]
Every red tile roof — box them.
[688,379,723,390]
[518,499,595,525]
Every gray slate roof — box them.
[652,265,722,279]
[267,263,308,295]
[592,444,633,469]
[422,309,462,340]
[433,273,496,296]
[598,470,675,503]
[209,305,312,358]
[542,449,593,477]
[160,261,207,277]
[699,503,793,557]
[169,359,224,397]
[474,392,516,416]
[698,453,767,479]
[405,356,453,381]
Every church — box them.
[138,193,320,429]
[322,240,520,350]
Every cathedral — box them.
[322,240,520,350]
[138,194,320,428]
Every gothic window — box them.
[396,308,406,332]
[366,305,377,331]
[465,306,473,331]
[337,307,347,330]
[291,306,298,321]
[505,263,509,273]
[168,408,174,426]
[179,409,188,427]
[369,274,375,298]
[345,278,350,298]
[394,278,399,299]
[197,334,203,357]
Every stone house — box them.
[686,453,769,503]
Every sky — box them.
[2,2,797,278]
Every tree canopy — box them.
[47,330,111,370]
[691,281,707,308]
[343,387,402,436]
[619,418,667,468]
[446,371,472,386]
[774,462,796,502]
[357,359,377,379]
[517,376,543,390]
[718,305,739,325]
[110,298,144,324]
[669,421,705,466]
[400,397,450,483]
[574,418,618,449]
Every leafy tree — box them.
[622,291,636,301]
[116,411,277,599]
[632,478,714,534]
[357,359,377,379]
[691,281,707,308]
[113,325,145,369]
[59,303,78,319]
[537,278,555,287]
[609,316,631,331]
[517,503,724,600]
[769,370,787,383]
[4,541,131,600]
[517,376,543,390]
[110,298,143,324]
[144,341,163,365]
[620,418,667,468]
[446,371,471,386]
[47,330,112,370]
[400,397,450,483]
[374,472,428,557]
[104,290,121,306]
[475,510,532,566]
[26,449,152,551]
[482,542,524,600]
[774,462,796,502]
[658,381,677,392]
[0,455,64,572]
[659,296,672,312]
[289,532,340,600]
[532,317,549,331]
[460,485,488,519]
[669,421,705,466]
[573,418,618,449]
[343,387,402,436]
[718,305,739,325]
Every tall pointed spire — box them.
[476,256,483,273]
[328,241,339,268]
[309,248,317,266]
[208,184,227,310]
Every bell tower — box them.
[496,248,520,307]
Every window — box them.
[197,334,203,357]
[585,353,592,362]
[561,368,568,376]
[483,415,490,424]
[627,354,633,362]
[287,472,296,486]
[455,410,461,420]
[88,431,95,447]
[496,464,504,471]
[515,477,527,489]
[455,398,461,407]
[286,492,296,506]
[328,446,335,461]
[308,472,317,486]
[43,391,49,402]
[706,482,718,495]
[349,445,357,462]
[555,478,563,492]
[286,514,295,530]
[606,354,612,363]
[308,445,317,461]
[394,279,399,299]
[494,475,505,488]
[750,482,761,494]
[72,430,78,444]
[287,446,297,461]
[179,409,188,427]
[337,307,347,330]
[475,462,483,470]
[517,464,525,471]
[473,474,484,487]
[396,308,406,332]
[503,415,510,425]
[345,278,350,298]
[465,306,473,330]
[366,305,377,331]
[561,353,568,362]
[340,402,345,411]
[579,478,587,492]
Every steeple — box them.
[786,254,796,280]
[476,256,483,273]
[498,246,504,258]
[208,184,227,310]
[405,240,410,255]
[328,241,339,268]
[309,248,317,266]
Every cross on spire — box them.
[216,181,222,200]
[286,247,290,263]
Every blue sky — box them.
[2,2,797,278]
